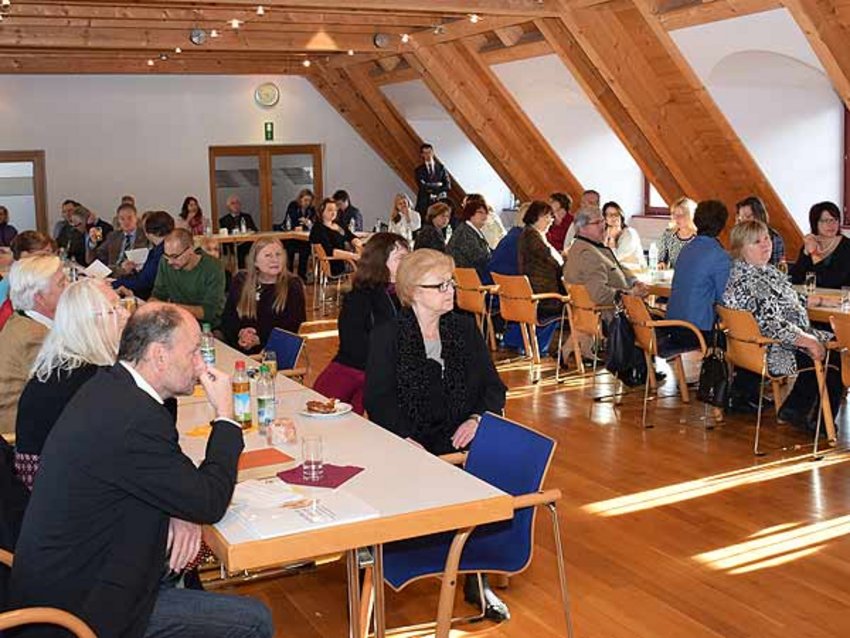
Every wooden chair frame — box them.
[454,267,498,351]
[718,305,836,457]
[622,294,707,428]
[564,284,613,377]
[311,244,356,314]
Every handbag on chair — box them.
[605,307,647,387]
[697,325,729,407]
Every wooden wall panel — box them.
[405,39,583,202]
[554,0,801,251]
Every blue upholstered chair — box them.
[264,327,307,382]
[370,413,574,637]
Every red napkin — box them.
[277,463,364,489]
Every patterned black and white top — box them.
[658,228,695,268]
[722,260,831,376]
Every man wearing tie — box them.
[88,203,148,275]
[414,143,452,214]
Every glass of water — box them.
[842,287,850,313]
[262,349,278,377]
[805,272,817,296]
[301,435,324,482]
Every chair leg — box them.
[530,326,542,366]
[372,544,386,638]
[672,356,689,403]
[486,312,497,351]
[359,566,374,638]
[546,503,575,638]
[754,367,767,457]
[813,358,837,446]
[435,528,475,638]
[641,356,653,429]
[571,330,585,375]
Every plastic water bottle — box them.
[203,218,213,236]
[232,361,252,430]
[239,217,247,235]
[256,364,276,437]
[349,219,356,234]
[200,323,216,366]
[648,241,659,273]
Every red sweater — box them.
[547,214,574,252]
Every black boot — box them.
[463,573,510,622]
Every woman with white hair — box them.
[658,196,697,268]
[388,193,421,242]
[14,278,128,488]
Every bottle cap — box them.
[235,361,246,370]
[202,322,211,332]
[259,364,269,375]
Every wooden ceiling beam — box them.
[405,38,583,202]
[784,0,850,110]
[0,25,380,51]
[552,0,800,251]
[536,17,682,206]
[656,0,782,31]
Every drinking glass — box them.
[262,350,278,377]
[301,435,324,482]
[805,272,817,296]
[842,287,850,313]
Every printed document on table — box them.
[124,248,149,265]
[215,489,379,542]
[83,259,112,279]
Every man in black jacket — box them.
[414,143,451,214]
[9,303,273,638]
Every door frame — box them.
[0,150,48,234]
[208,144,323,231]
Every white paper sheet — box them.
[124,248,149,265]
[83,259,112,279]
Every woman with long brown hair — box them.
[388,193,421,242]
[221,237,306,354]
[313,232,409,414]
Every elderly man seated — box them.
[88,202,148,274]
[0,255,67,435]
[563,206,647,359]
[151,229,226,328]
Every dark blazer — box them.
[334,285,400,371]
[283,201,316,230]
[413,224,447,253]
[9,364,243,638]
[336,205,364,233]
[789,236,850,289]
[414,161,451,214]
[219,212,258,233]
[0,437,28,609]
[89,227,148,269]
[518,227,565,317]
[447,222,491,282]
[364,309,506,455]
[309,222,356,276]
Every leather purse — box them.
[697,325,729,407]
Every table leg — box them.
[372,544,386,638]
[346,550,362,638]
[435,527,474,638]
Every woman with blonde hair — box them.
[658,196,697,268]
[15,278,129,488]
[221,237,306,354]
[388,193,421,242]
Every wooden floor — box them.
[227,292,850,637]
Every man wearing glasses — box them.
[151,229,226,327]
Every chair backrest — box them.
[311,243,332,277]
[716,305,768,376]
[264,328,305,370]
[491,273,537,325]
[463,412,556,574]
[565,283,603,336]
[829,313,850,387]
[454,267,486,315]
[621,294,655,355]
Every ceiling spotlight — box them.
[468,14,481,24]
[229,18,242,29]
[174,47,182,54]
[347,49,355,56]
[256,5,265,16]
[210,29,219,38]
[159,53,168,61]
[302,59,311,68]
[400,33,410,44]
[433,25,446,36]
[373,32,390,48]
[0,15,4,22]
[146,59,155,67]
[0,0,10,7]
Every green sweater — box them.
[152,251,226,326]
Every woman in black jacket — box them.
[313,233,408,414]
[789,201,850,289]
[414,202,452,253]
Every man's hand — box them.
[167,518,202,573]
[199,365,234,420]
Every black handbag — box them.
[605,307,647,387]
[697,326,729,407]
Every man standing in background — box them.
[414,143,451,215]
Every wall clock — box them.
[254,82,280,107]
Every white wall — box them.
[0,74,408,230]
[493,55,644,216]
[671,9,845,231]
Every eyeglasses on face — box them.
[418,278,456,293]
[164,245,191,261]
[586,219,605,226]
[819,216,840,225]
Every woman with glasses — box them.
[518,200,565,319]
[789,201,850,289]
[657,196,697,269]
[364,248,509,621]
[220,238,305,355]
[447,198,492,283]
[314,233,408,414]
[603,201,646,271]
[15,279,129,489]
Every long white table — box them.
[177,340,513,638]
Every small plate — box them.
[299,402,353,418]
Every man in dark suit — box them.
[414,143,452,214]
[9,303,273,638]
[332,189,363,232]
[219,195,257,267]
[88,203,149,274]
